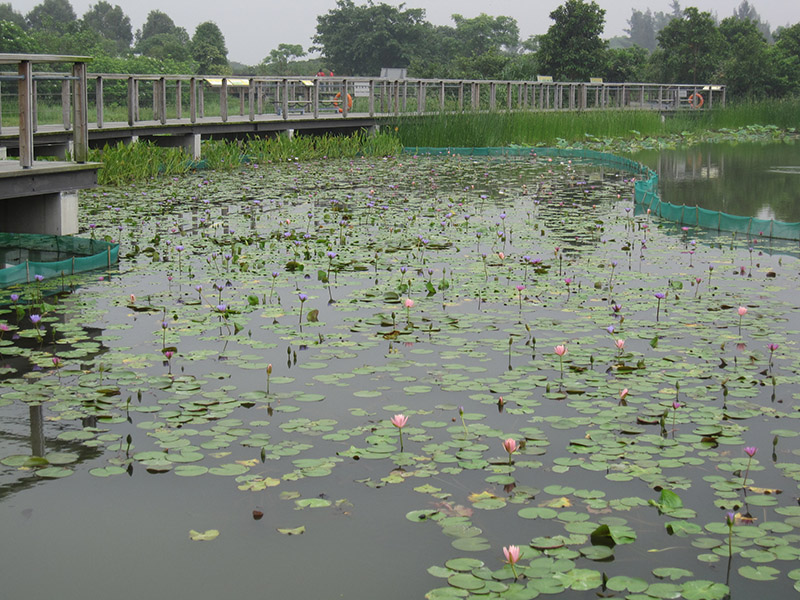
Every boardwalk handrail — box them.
[0,53,90,168]
[0,69,725,133]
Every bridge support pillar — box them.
[0,190,78,235]
[286,129,295,139]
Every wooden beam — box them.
[17,60,33,168]
[72,61,88,163]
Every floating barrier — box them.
[0,234,119,288]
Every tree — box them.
[82,2,132,53]
[0,20,38,52]
[192,21,228,74]
[137,10,177,43]
[537,0,607,81]
[314,0,427,76]
[604,46,649,82]
[26,0,77,34]
[626,9,657,51]
[0,3,26,29]
[718,16,775,97]
[771,23,800,96]
[135,11,191,63]
[732,1,771,42]
[261,43,306,75]
[655,7,724,84]
[451,13,519,57]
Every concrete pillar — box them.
[0,190,78,235]
[186,133,201,159]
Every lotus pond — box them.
[2,149,800,600]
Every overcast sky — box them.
[10,0,800,65]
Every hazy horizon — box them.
[7,0,800,65]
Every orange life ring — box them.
[333,92,353,112]
[688,93,704,109]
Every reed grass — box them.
[393,99,800,148]
[89,131,402,184]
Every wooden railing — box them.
[0,70,726,135]
[0,53,90,167]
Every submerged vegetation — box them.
[2,148,800,599]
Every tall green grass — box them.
[90,131,402,184]
[393,99,800,148]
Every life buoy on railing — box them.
[333,92,353,112]
[688,93,704,109]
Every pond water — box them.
[1,150,800,600]
[632,140,800,223]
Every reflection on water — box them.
[632,140,800,222]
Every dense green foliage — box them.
[537,0,607,81]
[0,0,799,102]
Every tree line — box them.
[1,0,799,100]
[0,0,228,74]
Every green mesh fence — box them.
[405,146,800,241]
[0,234,119,288]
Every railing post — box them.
[72,61,88,163]
[282,79,289,120]
[417,80,424,114]
[18,59,33,168]
[158,76,167,124]
[368,79,375,116]
[0,81,3,133]
[220,77,228,122]
[313,79,320,119]
[61,78,71,129]
[134,78,140,121]
[489,82,496,110]
[127,76,135,125]
[342,78,349,117]
[96,75,104,128]
[32,78,38,133]
[507,82,512,111]
[190,77,197,123]
[199,79,205,118]
[248,78,255,121]
[176,79,182,120]
[402,80,408,111]
[440,81,445,110]
[458,82,463,111]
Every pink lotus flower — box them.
[392,414,408,452]
[497,252,505,260]
[744,446,757,457]
[130,294,136,303]
[503,545,521,579]
[503,438,518,455]
[615,339,625,350]
[503,545,520,564]
[737,306,747,317]
[619,388,628,401]
[403,298,415,309]
[391,414,408,428]
[554,345,567,356]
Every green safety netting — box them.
[405,146,800,241]
[0,234,119,288]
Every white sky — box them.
[9,0,800,65]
